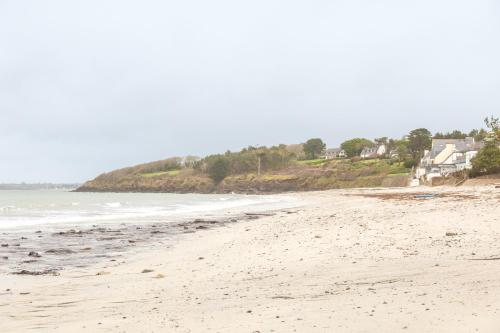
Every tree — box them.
[448,130,467,139]
[470,144,500,176]
[200,145,295,177]
[468,129,488,142]
[408,128,432,159]
[393,139,410,162]
[470,116,500,177]
[433,130,467,139]
[303,138,326,160]
[485,116,500,143]
[374,137,388,146]
[340,138,373,157]
[207,156,230,183]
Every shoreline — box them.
[1,186,500,332]
[0,198,301,276]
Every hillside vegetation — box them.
[77,116,498,193]
[77,155,410,194]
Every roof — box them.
[429,137,483,158]
[361,147,375,153]
[360,147,377,155]
[325,148,343,154]
[361,144,384,154]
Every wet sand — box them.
[1,186,500,332]
[0,213,275,276]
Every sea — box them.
[0,189,300,272]
[0,189,299,231]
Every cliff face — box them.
[76,160,410,193]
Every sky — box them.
[1,0,499,183]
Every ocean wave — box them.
[0,193,300,230]
[0,205,16,212]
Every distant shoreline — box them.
[0,184,80,191]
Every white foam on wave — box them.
[0,193,300,231]
[0,206,16,212]
[105,202,122,208]
[0,208,162,229]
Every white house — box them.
[418,137,483,181]
[324,148,347,159]
[360,144,386,159]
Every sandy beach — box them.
[1,186,500,332]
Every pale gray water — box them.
[0,190,300,274]
[0,190,298,230]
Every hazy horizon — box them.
[1,0,499,183]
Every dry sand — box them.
[1,186,500,332]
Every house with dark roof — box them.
[323,148,346,159]
[360,145,386,159]
[416,137,483,180]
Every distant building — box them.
[324,148,346,159]
[389,149,399,159]
[360,144,386,159]
[416,137,483,181]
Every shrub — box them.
[207,156,230,183]
[403,158,416,169]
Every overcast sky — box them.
[1,0,499,183]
